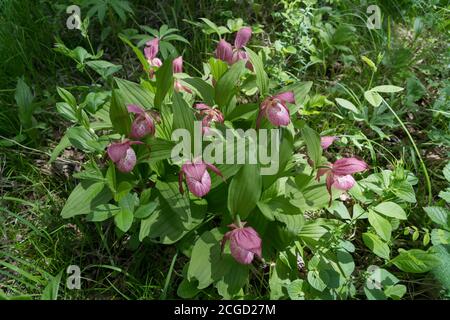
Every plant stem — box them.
[381,98,432,204]
[235,213,243,228]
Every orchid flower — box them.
[194,103,224,134]
[215,27,253,70]
[144,38,162,78]
[256,91,295,128]
[107,139,143,173]
[221,222,262,265]
[316,157,369,205]
[178,159,224,197]
[172,56,192,93]
[127,104,159,140]
[320,136,339,150]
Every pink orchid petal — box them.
[320,136,338,150]
[332,158,369,176]
[224,224,262,264]
[195,103,212,111]
[116,147,137,173]
[266,102,290,126]
[230,238,255,264]
[107,141,130,163]
[234,27,252,49]
[130,114,155,139]
[205,162,224,180]
[127,104,145,115]
[215,39,233,63]
[172,56,183,74]
[274,91,295,104]
[332,174,356,191]
[186,169,211,197]
[144,38,159,60]
[150,57,162,67]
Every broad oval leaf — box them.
[373,202,407,220]
[228,164,262,219]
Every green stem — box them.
[381,98,432,205]
[160,251,178,300]
[235,213,243,228]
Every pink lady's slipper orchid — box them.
[320,136,338,150]
[107,140,143,173]
[195,103,224,134]
[127,104,159,140]
[172,56,192,93]
[221,222,262,265]
[316,157,369,205]
[215,39,233,64]
[215,27,253,70]
[256,91,295,128]
[144,38,162,78]
[178,160,224,197]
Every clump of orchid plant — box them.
[58,23,379,300]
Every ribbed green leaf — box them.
[61,181,112,218]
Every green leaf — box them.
[337,249,355,277]
[41,271,63,300]
[15,77,34,128]
[110,89,131,135]
[328,201,351,220]
[61,181,112,218]
[424,206,449,228]
[66,126,101,153]
[56,102,77,122]
[56,87,76,107]
[86,60,122,79]
[154,57,173,108]
[368,210,392,241]
[431,229,450,246]
[188,228,249,297]
[182,77,215,106]
[49,134,71,163]
[364,90,383,107]
[134,200,159,219]
[177,277,200,299]
[443,162,450,182]
[384,284,407,300]
[373,202,407,220]
[301,125,322,168]
[140,137,175,163]
[287,279,305,300]
[391,249,440,273]
[114,194,136,232]
[139,181,205,243]
[172,91,196,141]
[361,56,377,72]
[283,81,313,110]
[209,57,228,81]
[215,60,245,111]
[188,228,222,289]
[335,98,359,113]
[371,85,404,93]
[87,204,120,221]
[228,164,262,219]
[362,232,390,260]
[115,78,154,108]
[246,47,269,96]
